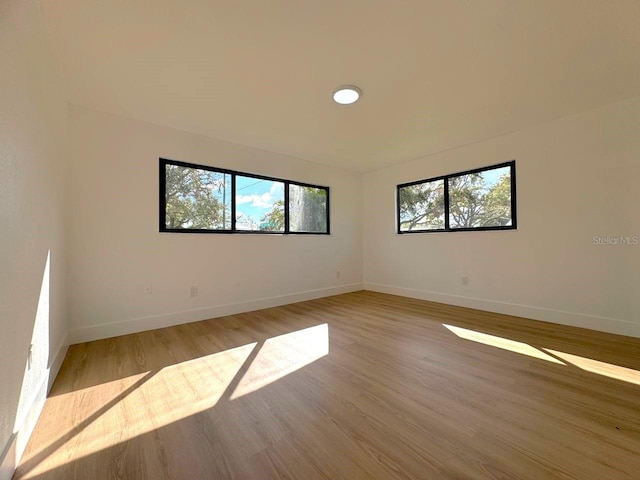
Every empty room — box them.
[2,0,640,479]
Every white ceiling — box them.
[40,0,640,172]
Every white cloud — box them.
[270,182,284,195]
[236,192,273,208]
[236,182,284,209]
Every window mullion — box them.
[231,173,237,232]
[284,182,290,234]
[444,176,450,230]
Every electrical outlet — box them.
[190,285,198,298]
[336,270,341,279]
[28,344,33,370]
[144,285,152,295]
[461,276,469,286]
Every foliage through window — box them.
[397,161,516,233]
[160,159,330,234]
[398,179,445,231]
[164,165,231,230]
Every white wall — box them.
[67,106,363,343]
[364,96,640,337]
[0,1,69,477]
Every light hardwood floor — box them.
[14,291,640,479]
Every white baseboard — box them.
[0,334,69,480]
[70,283,364,344]
[364,283,640,339]
[48,335,70,392]
[0,434,16,480]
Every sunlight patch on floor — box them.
[444,323,640,386]
[443,324,565,364]
[22,343,256,478]
[543,348,640,386]
[231,323,329,399]
[17,370,151,479]
[22,324,332,478]
[84,342,257,452]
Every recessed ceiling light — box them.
[332,85,361,105]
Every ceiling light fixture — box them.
[332,85,361,105]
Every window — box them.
[397,161,516,233]
[289,184,328,233]
[163,162,232,231]
[398,178,445,232]
[160,159,330,234]
[235,176,285,232]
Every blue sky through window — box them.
[235,176,284,230]
[480,166,509,187]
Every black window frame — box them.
[397,160,517,234]
[159,158,330,235]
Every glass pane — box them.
[165,164,231,230]
[448,165,512,229]
[399,179,445,231]
[235,176,285,232]
[289,185,328,233]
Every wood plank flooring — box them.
[14,291,640,479]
